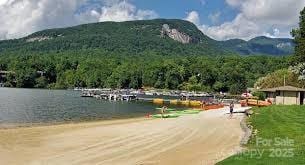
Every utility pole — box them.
[284,75,286,86]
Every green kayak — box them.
[170,110,201,114]
[155,108,176,111]
[151,114,180,118]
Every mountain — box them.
[0,19,227,56]
[223,36,295,55]
[0,19,294,56]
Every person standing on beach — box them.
[161,106,167,118]
[229,101,234,118]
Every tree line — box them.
[0,50,289,94]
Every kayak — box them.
[153,99,164,104]
[203,104,225,110]
[189,101,202,107]
[151,114,180,118]
[155,108,176,111]
[170,110,201,114]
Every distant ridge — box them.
[222,36,294,55]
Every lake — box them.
[0,88,158,126]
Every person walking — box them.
[229,101,234,118]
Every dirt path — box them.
[0,108,246,165]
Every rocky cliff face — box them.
[161,24,192,44]
[26,36,52,42]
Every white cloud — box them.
[0,0,157,40]
[97,1,157,22]
[187,0,305,40]
[185,11,200,26]
[208,11,221,24]
[274,28,280,36]
[0,0,85,39]
[199,13,261,40]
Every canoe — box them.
[151,114,180,118]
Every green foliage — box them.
[254,69,305,89]
[0,51,289,94]
[292,7,305,63]
[0,19,295,93]
[179,76,203,91]
[252,91,266,100]
[35,77,48,88]
[0,19,294,56]
[15,68,37,88]
[0,19,227,56]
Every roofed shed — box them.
[259,86,305,105]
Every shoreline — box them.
[0,116,149,130]
[0,107,247,165]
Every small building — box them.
[260,86,305,105]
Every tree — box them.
[254,69,304,89]
[292,7,305,63]
[16,69,37,88]
[0,51,290,91]
[35,77,48,88]
[179,76,202,91]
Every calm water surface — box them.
[0,88,157,126]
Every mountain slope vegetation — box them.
[0,19,294,91]
[0,19,227,56]
[0,19,294,56]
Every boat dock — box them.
[79,88,224,108]
[81,89,137,101]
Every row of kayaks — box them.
[240,99,271,107]
[151,108,201,118]
[153,99,202,107]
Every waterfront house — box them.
[260,86,305,105]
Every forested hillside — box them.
[0,19,227,56]
[0,19,294,93]
[0,19,294,56]
[0,51,289,94]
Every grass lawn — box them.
[218,105,305,165]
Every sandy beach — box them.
[0,107,246,165]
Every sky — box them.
[0,0,304,41]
